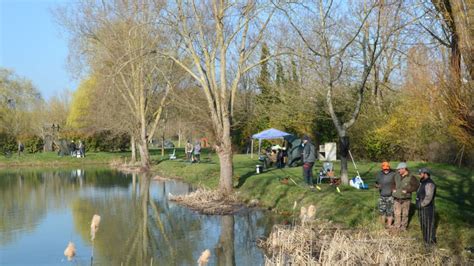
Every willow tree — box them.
[161,0,275,193]
[58,0,174,169]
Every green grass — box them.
[0,151,130,167]
[153,152,474,255]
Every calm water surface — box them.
[0,168,275,265]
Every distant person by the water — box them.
[69,140,76,157]
[193,141,201,163]
[18,142,24,156]
[185,140,193,162]
[78,141,85,157]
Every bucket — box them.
[256,165,263,174]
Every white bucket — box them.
[256,165,262,174]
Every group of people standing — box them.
[69,140,86,157]
[376,162,437,247]
[299,135,437,247]
[185,140,201,163]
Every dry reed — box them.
[168,188,242,215]
[259,220,457,265]
[64,242,76,261]
[90,214,101,241]
[197,249,211,266]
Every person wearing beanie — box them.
[416,168,437,246]
[302,135,316,188]
[392,162,419,231]
[375,161,395,228]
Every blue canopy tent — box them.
[251,128,292,158]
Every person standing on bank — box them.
[193,141,201,163]
[416,168,437,246]
[392,162,419,231]
[302,135,316,188]
[375,161,395,228]
[185,140,193,162]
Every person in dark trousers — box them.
[302,135,316,188]
[416,168,437,246]
[78,141,86,157]
[69,141,76,157]
[375,161,395,228]
[392,162,419,231]
[276,148,284,168]
[18,142,24,156]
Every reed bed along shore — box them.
[168,188,243,215]
[258,218,462,265]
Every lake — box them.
[0,168,275,265]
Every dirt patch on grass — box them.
[168,188,244,215]
[258,218,463,265]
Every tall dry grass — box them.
[90,214,101,241]
[258,206,459,265]
[260,221,457,265]
[168,188,242,215]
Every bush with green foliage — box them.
[23,135,44,153]
[85,131,130,152]
[0,132,16,153]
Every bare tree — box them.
[279,0,408,184]
[160,0,275,192]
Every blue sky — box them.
[1,0,77,100]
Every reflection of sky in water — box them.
[0,169,273,265]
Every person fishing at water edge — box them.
[302,135,316,188]
[416,168,437,246]
[392,162,419,231]
[375,161,395,228]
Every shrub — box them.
[0,132,16,153]
[23,135,44,153]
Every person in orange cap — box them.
[375,161,396,228]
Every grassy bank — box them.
[153,151,474,255]
[0,151,129,167]
[0,149,177,168]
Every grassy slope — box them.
[153,149,474,254]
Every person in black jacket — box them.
[416,168,437,246]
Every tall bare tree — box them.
[160,0,275,192]
[279,0,409,183]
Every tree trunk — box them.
[131,135,137,163]
[339,136,350,185]
[217,149,234,193]
[138,139,150,170]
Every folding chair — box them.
[318,162,334,184]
